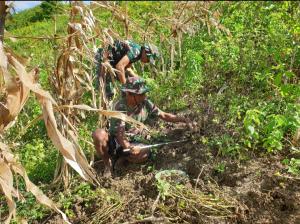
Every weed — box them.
[214,163,226,173]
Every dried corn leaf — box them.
[58,104,148,130]
[39,97,96,182]
[0,142,71,224]
[4,46,29,65]
[7,55,56,105]
[0,44,34,132]
[0,157,16,224]
[0,42,8,69]
[5,49,98,184]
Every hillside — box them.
[0,1,300,223]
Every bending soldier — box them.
[92,77,194,177]
[95,40,159,100]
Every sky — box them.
[12,1,91,12]
[13,1,42,12]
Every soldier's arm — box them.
[115,123,131,149]
[125,67,139,77]
[115,55,130,84]
[159,111,197,131]
[158,111,190,123]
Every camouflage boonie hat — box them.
[121,77,150,94]
[144,43,160,65]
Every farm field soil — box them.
[46,122,300,224]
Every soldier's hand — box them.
[185,118,198,131]
[130,146,141,155]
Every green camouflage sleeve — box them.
[145,99,162,119]
[126,40,142,63]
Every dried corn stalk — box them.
[53,2,98,117]
[0,42,70,223]
[8,52,100,185]
[50,2,99,185]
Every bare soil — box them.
[46,121,300,224]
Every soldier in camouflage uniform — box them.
[95,39,159,100]
[92,77,193,177]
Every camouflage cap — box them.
[121,77,150,94]
[144,43,160,65]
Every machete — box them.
[112,139,189,171]
[122,139,189,153]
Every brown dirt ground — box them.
[46,121,300,224]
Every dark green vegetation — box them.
[2,1,300,223]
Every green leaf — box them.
[247,125,255,135]
[274,73,282,86]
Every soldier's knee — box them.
[92,129,108,145]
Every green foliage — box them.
[19,139,58,183]
[149,41,205,110]
[155,170,188,200]
[6,97,58,183]
[58,182,122,219]
[287,158,300,175]
[2,180,51,223]
[283,158,300,176]
[149,71,189,110]
[7,1,65,30]
[58,183,97,218]
[209,134,241,157]
[40,1,62,19]
[178,2,300,155]
[243,103,300,152]
[214,163,226,173]
[16,191,50,221]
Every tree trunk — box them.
[0,1,7,42]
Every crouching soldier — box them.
[92,77,193,177]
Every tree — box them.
[0,1,8,42]
[40,0,59,19]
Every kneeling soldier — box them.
[92,77,193,177]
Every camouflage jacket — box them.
[109,98,161,140]
[96,39,142,67]
[94,40,142,91]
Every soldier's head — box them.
[141,43,160,65]
[121,77,150,105]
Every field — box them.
[0,1,299,223]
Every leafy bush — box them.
[287,158,300,175]
[18,138,58,183]
[243,103,300,152]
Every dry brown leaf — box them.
[0,157,16,224]
[8,54,56,105]
[57,104,148,131]
[3,46,98,184]
[292,128,300,146]
[0,44,35,132]
[0,142,71,224]
[0,42,8,69]
[4,46,29,65]
[39,98,93,181]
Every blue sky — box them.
[13,1,42,12]
[13,1,91,12]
